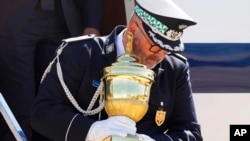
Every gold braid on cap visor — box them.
[134,5,183,41]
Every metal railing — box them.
[0,92,27,141]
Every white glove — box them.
[85,116,136,141]
[137,133,155,141]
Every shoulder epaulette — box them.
[170,53,187,62]
[62,34,95,43]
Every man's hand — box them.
[85,116,136,141]
[83,27,101,36]
[137,133,155,141]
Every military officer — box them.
[31,0,203,140]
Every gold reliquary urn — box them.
[102,54,155,141]
[102,32,155,141]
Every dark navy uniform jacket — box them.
[31,26,203,141]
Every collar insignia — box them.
[106,43,114,54]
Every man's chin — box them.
[143,58,162,69]
[146,62,158,69]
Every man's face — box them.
[132,23,167,69]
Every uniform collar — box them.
[102,25,127,66]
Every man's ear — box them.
[127,22,137,33]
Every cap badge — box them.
[166,29,183,41]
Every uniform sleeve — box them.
[31,42,95,141]
[152,61,203,141]
[77,0,104,30]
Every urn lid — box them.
[103,54,155,81]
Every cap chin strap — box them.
[41,42,105,117]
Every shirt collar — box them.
[115,28,126,57]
